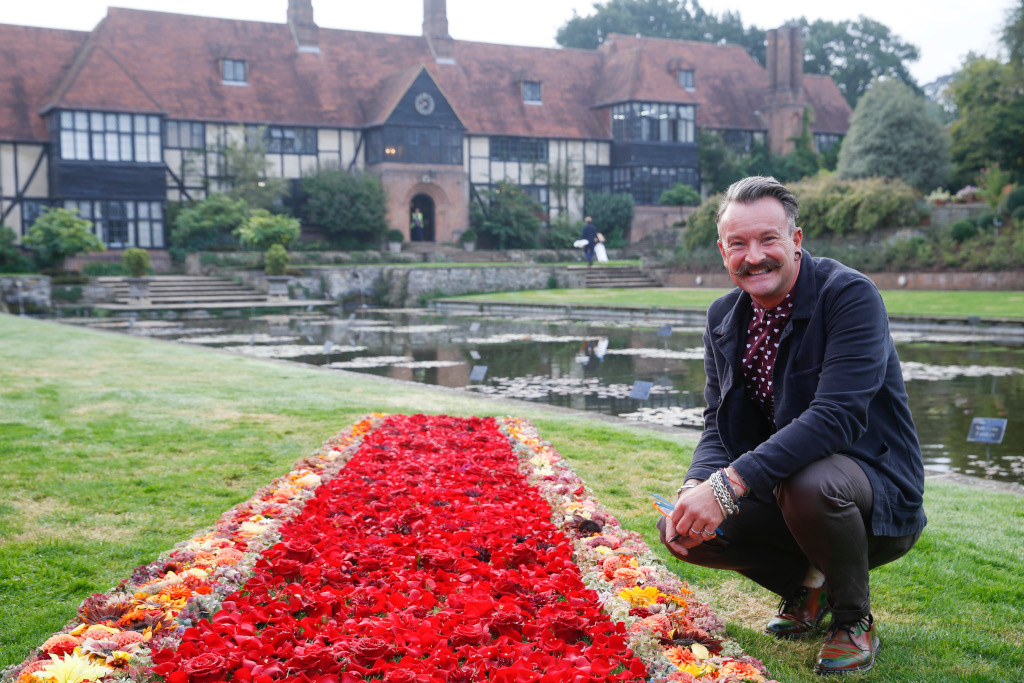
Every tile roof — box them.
[0,23,87,141]
[0,7,850,144]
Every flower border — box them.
[5,414,776,683]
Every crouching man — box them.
[659,176,925,674]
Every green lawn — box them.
[1,315,1022,681]
[448,287,1024,320]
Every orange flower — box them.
[39,634,80,656]
[214,548,244,566]
[157,585,193,601]
[17,659,53,683]
[718,661,766,681]
[664,645,697,667]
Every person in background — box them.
[580,216,598,266]
[658,176,926,675]
[411,207,425,242]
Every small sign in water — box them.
[595,338,609,359]
[658,325,673,337]
[967,417,1007,444]
[469,350,481,360]
[249,334,255,346]
[630,380,654,400]
[470,365,488,382]
[322,341,334,354]
[349,313,356,321]
[469,322,481,333]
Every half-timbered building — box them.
[0,0,850,250]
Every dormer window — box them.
[522,81,542,105]
[677,69,695,90]
[222,59,247,84]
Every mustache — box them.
[732,257,784,276]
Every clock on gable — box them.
[414,92,436,116]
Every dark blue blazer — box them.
[688,252,927,537]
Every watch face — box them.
[414,92,436,116]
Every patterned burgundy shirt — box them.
[742,289,796,419]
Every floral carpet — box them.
[3,415,775,683]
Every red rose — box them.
[272,558,302,578]
[283,539,315,563]
[449,622,489,647]
[383,670,418,683]
[182,653,230,683]
[349,638,392,664]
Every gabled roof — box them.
[42,18,164,116]
[0,23,88,140]
[0,7,851,144]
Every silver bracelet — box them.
[676,483,699,496]
[709,470,740,517]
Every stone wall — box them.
[0,276,50,313]
[930,202,990,227]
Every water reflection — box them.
[89,311,1023,484]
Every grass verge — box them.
[1,315,1022,681]
[447,288,1024,321]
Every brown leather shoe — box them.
[765,584,830,638]
[814,614,880,675]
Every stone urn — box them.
[462,240,476,252]
[387,241,402,254]
[124,277,152,305]
[266,275,291,302]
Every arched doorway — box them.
[410,194,435,242]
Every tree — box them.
[556,0,765,64]
[1003,0,1024,66]
[470,182,542,249]
[301,169,387,250]
[659,182,701,206]
[234,210,301,251]
[23,207,105,271]
[0,225,32,273]
[948,55,1024,186]
[171,193,250,253]
[800,16,921,108]
[837,79,950,192]
[584,192,634,247]
[222,132,289,211]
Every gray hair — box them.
[716,176,799,234]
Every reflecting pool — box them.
[84,310,1024,484]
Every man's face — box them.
[717,197,803,309]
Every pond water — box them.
[85,310,1024,484]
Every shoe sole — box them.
[813,637,881,675]
[765,609,832,639]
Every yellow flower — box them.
[618,585,662,608]
[690,643,710,660]
[32,653,110,683]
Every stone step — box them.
[101,275,267,305]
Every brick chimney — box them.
[423,0,455,63]
[288,0,319,52]
[763,24,807,155]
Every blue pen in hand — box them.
[651,493,722,543]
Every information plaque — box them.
[630,380,653,400]
[967,418,1007,444]
[469,365,488,382]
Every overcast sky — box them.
[5,0,1013,85]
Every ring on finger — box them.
[700,528,715,537]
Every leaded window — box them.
[165,121,206,149]
[611,102,696,144]
[63,199,165,249]
[58,110,162,162]
[223,59,247,84]
[266,126,318,154]
[489,137,547,163]
[677,70,695,90]
[366,126,463,165]
[522,81,542,104]
[607,166,699,205]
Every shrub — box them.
[789,176,919,235]
[0,225,33,273]
[659,183,701,206]
[122,248,152,277]
[23,207,105,270]
[234,210,300,252]
[584,193,634,248]
[81,262,126,276]
[386,229,405,243]
[471,182,541,249]
[973,211,996,230]
[543,216,579,249]
[171,193,249,253]
[458,227,478,245]
[682,193,723,250]
[301,169,388,250]
[264,244,290,276]
[949,219,979,242]
[1003,186,1024,215]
